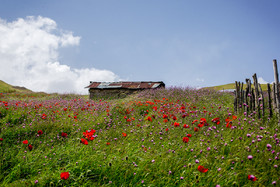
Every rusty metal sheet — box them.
[139,82,152,88]
[98,82,122,89]
[85,82,101,88]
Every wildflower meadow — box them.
[0,88,279,186]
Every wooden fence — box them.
[234,59,279,119]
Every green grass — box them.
[0,80,16,93]
[205,83,270,91]
[0,80,32,93]
[0,88,279,186]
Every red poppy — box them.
[194,127,199,132]
[174,122,180,127]
[163,114,168,119]
[182,137,189,143]
[198,165,208,173]
[147,116,152,121]
[38,130,43,136]
[80,138,88,145]
[28,144,33,151]
[200,118,207,124]
[165,128,169,132]
[192,120,198,124]
[41,113,47,120]
[183,124,189,128]
[122,133,127,137]
[226,115,236,122]
[172,116,177,121]
[198,123,204,128]
[106,142,110,145]
[248,175,257,181]
[61,132,68,137]
[226,122,232,128]
[60,172,70,180]
[211,118,220,125]
[83,129,96,141]
[163,119,169,123]
[225,117,230,123]
[23,140,28,144]
[0,138,3,141]
[187,134,192,137]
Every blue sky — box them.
[0,0,280,93]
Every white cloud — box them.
[196,78,205,82]
[258,77,268,84]
[0,16,119,94]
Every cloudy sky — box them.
[0,0,280,94]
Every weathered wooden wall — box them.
[89,89,139,99]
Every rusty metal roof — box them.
[86,81,165,89]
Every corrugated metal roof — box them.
[86,81,165,89]
[98,82,122,89]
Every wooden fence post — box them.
[240,82,244,110]
[235,81,240,112]
[243,90,246,111]
[246,79,252,112]
[252,88,255,111]
[234,90,237,113]
[273,59,280,115]
[258,83,265,118]
[272,83,276,110]
[267,83,273,117]
[238,81,241,109]
[252,73,260,118]
[245,79,249,112]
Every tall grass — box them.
[0,88,279,186]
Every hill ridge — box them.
[0,80,32,93]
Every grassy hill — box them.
[205,83,270,91]
[0,88,278,186]
[0,80,32,93]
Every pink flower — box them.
[248,175,257,181]
[248,155,253,160]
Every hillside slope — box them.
[0,80,32,93]
[205,83,269,91]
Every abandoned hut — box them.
[86,81,165,99]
